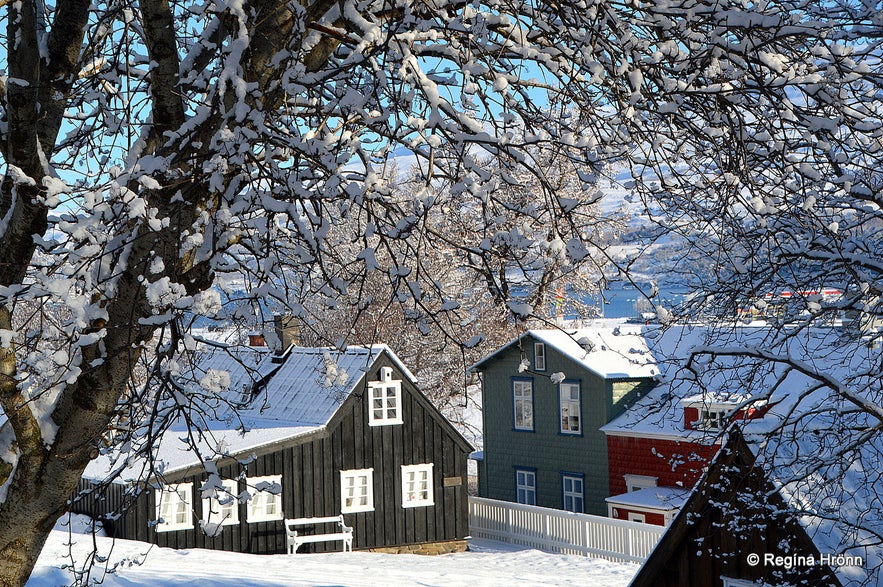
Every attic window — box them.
[697,409,726,430]
[368,370,403,426]
[682,398,739,431]
[534,343,546,371]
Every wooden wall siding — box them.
[479,336,622,515]
[631,434,842,587]
[71,478,134,537]
[606,435,719,496]
[87,352,470,555]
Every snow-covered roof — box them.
[601,324,834,440]
[85,344,408,481]
[605,486,690,511]
[470,319,667,379]
[237,345,386,426]
[740,389,883,586]
[531,325,660,379]
[600,324,883,586]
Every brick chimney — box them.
[248,333,266,347]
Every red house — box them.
[602,387,769,525]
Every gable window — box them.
[368,366,403,426]
[247,475,283,522]
[401,463,434,508]
[201,479,239,528]
[340,469,374,513]
[559,381,581,434]
[513,379,534,431]
[698,409,726,430]
[534,342,546,371]
[562,474,584,513]
[155,483,193,532]
[515,468,537,505]
[624,474,657,493]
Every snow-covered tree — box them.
[605,5,883,583]
[0,0,881,583]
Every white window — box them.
[698,409,726,430]
[247,475,283,522]
[628,512,646,523]
[515,469,536,505]
[534,342,546,371]
[368,367,403,426]
[562,475,584,513]
[559,382,581,434]
[155,483,193,532]
[624,474,658,493]
[513,379,534,431]
[341,468,374,513]
[201,479,239,528]
[401,463,434,508]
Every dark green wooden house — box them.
[470,323,657,516]
[77,344,472,555]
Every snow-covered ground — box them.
[29,516,638,587]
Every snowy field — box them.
[28,517,638,587]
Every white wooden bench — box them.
[285,515,353,554]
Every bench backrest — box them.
[285,515,344,527]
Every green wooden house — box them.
[470,323,658,516]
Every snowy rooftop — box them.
[85,344,407,481]
[471,319,669,379]
[531,324,660,379]
[594,323,883,586]
[605,486,690,511]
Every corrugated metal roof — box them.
[239,346,379,426]
[85,344,412,480]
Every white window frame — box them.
[624,474,657,493]
[562,475,584,513]
[534,342,546,371]
[340,468,375,513]
[559,381,581,434]
[368,367,403,426]
[628,512,646,523]
[698,408,726,430]
[515,469,536,505]
[246,475,283,523]
[201,479,239,528]
[401,463,434,508]
[513,379,534,431]
[155,483,193,532]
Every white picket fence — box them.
[468,496,664,564]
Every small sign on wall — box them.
[443,476,463,487]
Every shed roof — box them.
[605,486,690,511]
